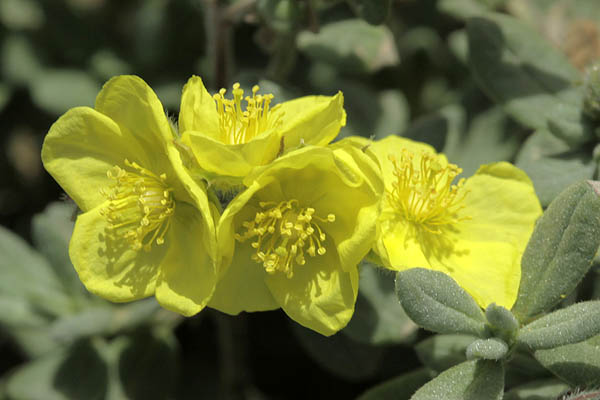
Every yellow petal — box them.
[278,92,346,149]
[42,107,144,212]
[265,245,358,336]
[209,181,278,313]
[164,133,217,258]
[179,75,220,138]
[69,205,163,302]
[457,162,542,245]
[431,238,521,308]
[94,75,175,174]
[181,130,281,179]
[246,146,381,272]
[208,242,279,314]
[155,202,217,316]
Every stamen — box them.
[236,199,335,278]
[387,150,469,233]
[213,83,284,145]
[100,160,175,252]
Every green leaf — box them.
[466,338,508,360]
[0,0,44,30]
[515,130,596,207]
[297,19,399,75]
[448,29,469,64]
[0,298,58,357]
[339,82,410,140]
[410,360,504,400]
[467,13,590,146]
[49,300,160,344]
[1,35,42,86]
[504,350,550,387]
[512,181,600,321]
[534,334,600,387]
[291,322,383,381]
[343,263,418,345]
[503,379,569,400]
[117,331,178,400]
[0,225,73,317]
[347,0,391,25]
[485,303,519,335]
[518,301,600,350]
[402,105,465,153]
[257,0,301,33]
[356,368,432,400]
[30,69,100,115]
[415,334,476,372]
[395,268,487,336]
[31,202,86,299]
[443,106,521,178]
[438,0,505,20]
[4,340,109,400]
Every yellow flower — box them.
[41,75,218,316]
[208,144,382,335]
[176,76,346,186]
[369,136,542,309]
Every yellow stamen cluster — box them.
[213,83,283,145]
[100,159,175,251]
[235,199,336,278]
[388,149,468,233]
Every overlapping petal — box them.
[176,76,346,182]
[211,146,380,335]
[43,75,218,316]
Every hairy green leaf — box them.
[466,338,509,360]
[518,301,600,350]
[415,334,476,372]
[535,334,600,387]
[515,130,595,207]
[410,360,504,400]
[395,268,487,336]
[357,368,432,400]
[512,181,600,321]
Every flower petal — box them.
[209,181,278,314]
[208,242,279,314]
[179,75,220,137]
[181,130,281,178]
[246,146,381,272]
[278,92,346,149]
[265,246,358,336]
[69,205,163,302]
[42,107,145,212]
[457,162,542,244]
[94,75,174,174]
[429,237,521,309]
[154,202,217,316]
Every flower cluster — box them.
[42,75,541,335]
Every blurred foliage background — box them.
[0,0,599,399]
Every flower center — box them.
[388,149,468,234]
[100,159,175,252]
[213,83,283,145]
[235,199,336,278]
